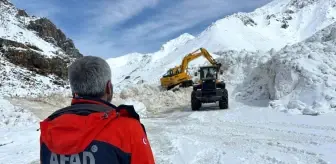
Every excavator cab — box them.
[162,68,175,77]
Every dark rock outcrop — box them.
[16,9,28,17]
[0,0,12,5]
[0,38,72,80]
[289,0,318,9]
[27,18,82,58]
[237,15,257,27]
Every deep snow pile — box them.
[0,97,40,164]
[267,23,336,115]
[117,84,192,116]
[0,97,38,127]
[215,50,272,103]
[217,22,336,115]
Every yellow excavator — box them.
[160,48,221,90]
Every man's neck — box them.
[72,96,117,109]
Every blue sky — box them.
[11,0,272,59]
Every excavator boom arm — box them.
[200,48,218,65]
[180,48,221,72]
[180,50,202,71]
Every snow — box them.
[0,98,38,127]
[2,89,336,164]
[108,8,336,116]
[0,125,39,164]
[117,84,192,116]
[0,55,70,98]
[0,0,66,58]
[1,0,336,163]
[0,0,74,97]
[129,93,336,164]
[0,97,40,164]
[225,22,336,115]
[107,34,201,92]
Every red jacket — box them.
[39,97,155,164]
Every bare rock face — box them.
[0,1,83,82]
[0,38,72,80]
[16,9,28,17]
[0,0,11,5]
[27,18,82,58]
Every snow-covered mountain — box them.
[107,33,198,91]
[0,0,82,97]
[116,21,336,116]
[184,0,336,52]
[107,0,336,91]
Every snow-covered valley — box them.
[1,0,336,163]
[2,85,336,164]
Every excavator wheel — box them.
[219,88,228,109]
[191,90,201,111]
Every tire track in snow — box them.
[144,102,336,164]
[8,96,336,164]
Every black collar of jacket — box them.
[47,96,140,122]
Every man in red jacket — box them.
[39,56,155,164]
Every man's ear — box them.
[106,80,112,94]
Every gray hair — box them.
[68,56,111,97]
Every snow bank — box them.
[217,23,336,115]
[29,91,72,108]
[0,97,40,164]
[0,98,38,127]
[215,50,270,86]
[267,24,336,115]
[120,99,148,118]
[117,84,192,116]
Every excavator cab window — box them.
[163,69,174,77]
[177,68,181,74]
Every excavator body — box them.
[160,69,193,90]
[160,48,218,90]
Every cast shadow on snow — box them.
[181,103,228,112]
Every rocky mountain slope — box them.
[0,0,82,97]
[107,0,336,92]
